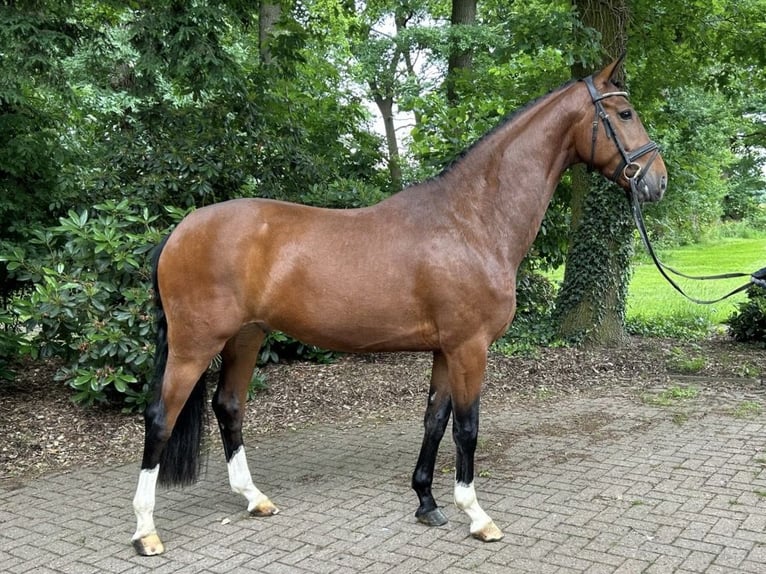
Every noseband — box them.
[582,75,660,191]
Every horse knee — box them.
[452,407,479,451]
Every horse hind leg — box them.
[133,353,213,556]
[213,325,279,517]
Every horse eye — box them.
[619,110,633,120]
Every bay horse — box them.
[132,57,667,555]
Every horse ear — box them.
[596,53,627,87]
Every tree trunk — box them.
[554,0,632,346]
[446,0,477,104]
[373,92,403,191]
[259,2,281,64]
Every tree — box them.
[360,8,411,192]
[259,2,282,64]
[445,0,476,103]
[553,0,633,345]
[630,0,766,243]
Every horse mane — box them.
[430,80,577,182]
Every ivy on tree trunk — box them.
[554,0,632,346]
[554,172,634,345]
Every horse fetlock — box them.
[454,481,502,541]
[132,533,165,556]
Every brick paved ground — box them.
[2,380,766,573]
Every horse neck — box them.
[436,83,584,270]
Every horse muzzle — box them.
[630,169,667,203]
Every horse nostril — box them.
[660,176,667,192]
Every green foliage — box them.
[1,0,387,245]
[664,347,707,374]
[492,270,560,356]
[641,87,743,245]
[299,178,389,209]
[732,401,762,419]
[722,156,766,222]
[0,305,26,381]
[247,371,269,401]
[643,384,699,407]
[626,312,715,340]
[72,7,385,211]
[726,287,766,344]
[0,1,89,242]
[1,200,171,408]
[258,331,335,366]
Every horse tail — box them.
[148,235,208,487]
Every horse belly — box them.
[261,276,437,353]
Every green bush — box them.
[298,178,389,209]
[0,305,27,381]
[726,287,766,344]
[492,270,559,356]
[626,310,715,340]
[259,331,335,366]
[1,200,170,409]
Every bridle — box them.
[581,74,766,303]
[582,75,660,194]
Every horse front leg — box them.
[412,351,452,526]
[212,326,279,517]
[448,342,504,542]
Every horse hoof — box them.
[250,499,280,517]
[471,520,504,542]
[416,507,449,527]
[133,533,165,556]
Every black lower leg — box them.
[140,399,169,470]
[453,399,480,487]
[412,389,452,525]
[212,384,245,462]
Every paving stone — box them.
[2,386,766,573]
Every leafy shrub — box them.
[258,331,335,366]
[1,200,170,409]
[493,270,559,356]
[298,178,389,209]
[726,287,766,344]
[0,305,28,381]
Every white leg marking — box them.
[454,481,493,535]
[132,466,159,541]
[228,446,276,514]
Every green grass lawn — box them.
[627,236,766,325]
[547,235,766,332]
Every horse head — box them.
[575,56,668,202]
